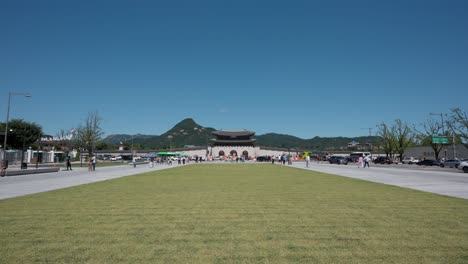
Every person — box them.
[132,156,137,168]
[92,155,97,171]
[358,156,364,168]
[87,159,93,171]
[66,156,72,170]
[364,155,370,168]
[305,155,310,168]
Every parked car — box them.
[458,161,468,173]
[440,159,461,168]
[256,156,271,162]
[110,156,122,161]
[416,159,441,166]
[402,157,419,164]
[328,156,348,165]
[373,157,393,164]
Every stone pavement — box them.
[1,161,467,200]
[0,163,183,200]
[289,161,468,200]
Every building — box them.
[403,144,468,160]
[211,130,257,158]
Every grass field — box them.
[1,164,467,263]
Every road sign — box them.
[432,136,449,144]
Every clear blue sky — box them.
[1,0,467,139]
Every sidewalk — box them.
[0,163,183,200]
[289,161,468,200]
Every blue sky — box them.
[1,0,467,139]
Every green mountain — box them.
[102,118,216,149]
[102,118,379,150]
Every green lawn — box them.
[1,164,467,263]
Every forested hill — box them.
[102,118,379,150]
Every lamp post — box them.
[430,112,446,160]
[2,92,31,175]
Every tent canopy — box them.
[157,152,175,156]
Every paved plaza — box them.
[291,161,468,200]
[1,162,467,200]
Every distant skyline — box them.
[1,0,467,139]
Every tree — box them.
[55,129,76,153]
[393,119,415,161]
[414,118,445,160]
[95,141,109,151]
[376,122,397,158]
[74,112,104,155]
[0,119,42,150]
[447,108,468,149]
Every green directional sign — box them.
[432,136,449,144]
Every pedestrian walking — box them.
[66,156,72,170]
[364,155,370,168]
[305,155,310,168]
[87,159,92,171]
[358,156,364,168]
[92,155,97,171]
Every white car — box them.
[402,157,419,164]
[110,156,122,161]
[458,161,468,173]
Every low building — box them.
[403,144,468,160]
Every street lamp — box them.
[2,92,31,173]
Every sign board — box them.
[432,136,449,144]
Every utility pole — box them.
[361,127,373,136]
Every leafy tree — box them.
[376,122,397,158]
[446,108,468,149]
[0,119,42,150]
[393,119,415,161]
[74,112,104,155]
[55,129,76,153]
[95,141,109,151]
[414,118,445,160]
